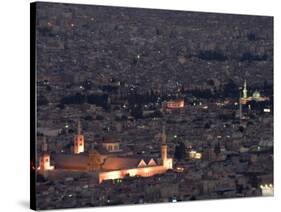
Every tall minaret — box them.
[161,125,167,163]
[74,120,84,154]
[243,80,248,99]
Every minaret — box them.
[243,80,248,99]
[74,120,84,154]
[39,137,54,171]
[161,125,167,163]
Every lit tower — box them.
[243,80,248,99]
[161,125,168,164]
[74,120,84,154]
[39,137,54,171]
[161,125,173,169]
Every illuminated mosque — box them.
[38,121,173,183]
[237,80,270,119]
[240,80,269,105]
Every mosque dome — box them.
[252,90,261,99]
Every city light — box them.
[33,3,273,209]
[260,184,274,196]
[189,151,202,160]
[264,108,271,113]
[176,167,184,172]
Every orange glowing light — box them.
[128,169,137,177]
[166,100,184,109]
[39,154,55,171]
[74,134,84,154]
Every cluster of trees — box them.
[186,79,239,99]
[247,32,257,41]
[222,79,239,98]
[127,90,159,106]
[240,52,268,62]
[101,84,119,93]
[189,89,214,99]
[174,142,187,160]
[195,45,271,63]
[214,142,221,156]
[197,50,227,61]
[60,93,86,104]
[59,93,109,109]
[130,104,143,119]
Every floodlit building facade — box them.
[41,122,173,183]
[240,80,269,105]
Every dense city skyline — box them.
[31,2,273,210]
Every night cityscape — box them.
[33,2,273,210]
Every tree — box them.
[174,142,186,160]
[204,122,211,129]
[131,104,143,119]
[214,142,221,156]
[223,79,239,98]
[238,126,244,133]
[198,50,227,61]
[60,93,86,105]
